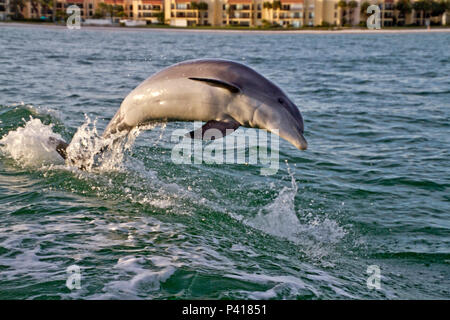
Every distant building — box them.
[6,0,449,27]
[0,0,8,21]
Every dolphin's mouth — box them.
[298,133,308,150]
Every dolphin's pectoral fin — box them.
[187,120,240,140]
[188,77,241,93]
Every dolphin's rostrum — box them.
[55,59,307,161]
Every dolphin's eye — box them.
[278,98,285,105]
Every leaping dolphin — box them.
[54,59,307,161]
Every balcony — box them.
[229,12,251,19]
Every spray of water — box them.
[245,162,347,263]
[0,117,65,167]
[0,114,164,172]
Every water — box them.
[0,25,449,299]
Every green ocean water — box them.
[0,25,449,299]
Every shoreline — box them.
[2,22,450,34]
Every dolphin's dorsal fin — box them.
[187,120,240,140]
[189,77,241,93]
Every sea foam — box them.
[0,117,65,167]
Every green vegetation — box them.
[191,1,208,10]
[92,3,125,20]
[271,1,281,10]
[9,0,25,20]
[337,0,347,9]
[155,10,165,24]
[263,2,273,9]
[348,0,358,9]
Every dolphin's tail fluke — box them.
[48,137,69,160]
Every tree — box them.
[263,1,273,9]
[155,10,165,24]
[95,2,109,19]
[198,2,208,10]
[272,0,281,10]
[413,0,433,22]
[40,0,53,18]
[360,0,371,22]
[431,0,447,17]
[348,0,358,9]
[95,3,126,21]
[395,0,412,17]
[338,0,348,26]
[360,1,370,15]
[337,0,347,9]
[190,1,198,10]
[114,5,126,18]
[9,0,26,19]
[29,0,40,18]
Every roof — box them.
[103,0,125,4]
[142,0,163,4]
[227,0,253,4]
[280,0,304,3]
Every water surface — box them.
[0,25,449,299]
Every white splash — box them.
[66,115,163,172]
[0,112,167,171]
[0,117,65,167]
[245,166,347,262]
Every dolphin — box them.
[54,59,307,161]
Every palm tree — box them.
[337,0,347,8]
[96,2,109,19]
[360,1,371,22]
[348,0,358,25]
[9,0,26,19]
[190,1,198,10]
[337,0,348,25]
[263,2,272,9]
[156,10,165,24]
[413,0,433,25]
[395,0,412,16]
[29,0,40,19]
[198,2,208,25]
[190,2,207,25]
[431,0,447,17]
[40,0,53,19]
[395,0,412,25]
[272,0,281,10]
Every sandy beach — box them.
[2,21,450,34]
